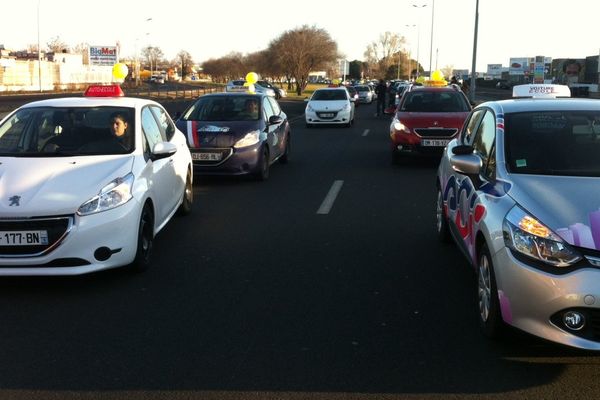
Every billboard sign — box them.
[509,57,529,75]
[533,56,545,84]
[89,46,118,66]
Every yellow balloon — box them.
[332,79,340,85]
[245,72,258,84]
[112,63,129,80]
[431,70,444,81]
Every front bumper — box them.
[191,142,262,176]
[390,131,450,155]
[0,199,141,275]
[305,109,352,125]
[495,247,600,350]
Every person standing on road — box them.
[375,79,387,116]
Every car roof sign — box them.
[512,84,571,99]
[84,84,125,97]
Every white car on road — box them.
[0,85,193,275]
[305,87,355,128]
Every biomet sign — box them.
[89,46,118,66]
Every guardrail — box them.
[125,85,224,100]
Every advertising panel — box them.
[556,58,586,85]
[509,57,529,75]
[89,46,118,66]
[533,56,545,84]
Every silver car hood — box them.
[508,174,600,251]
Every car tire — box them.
[254,147,270,181]
[129,203,154,273]
[177,171,193,216]
[478,243,505,339]
[436,188,451,243]
[279,133,290,164]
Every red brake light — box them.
[84,85,125,97]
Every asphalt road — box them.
[0,95,599,400]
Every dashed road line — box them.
[317,180,344,215]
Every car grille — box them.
[316,111,338,119]
[0,216,73,257]
[414,128,458,138]
[191,148,233,166]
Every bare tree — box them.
[269,25,338,95]
[73,42,89,64]
[441,65,454,80]
[363,32,405,79]
[141,46,164,74]
[47,36,69,53]
[175,50,194,79]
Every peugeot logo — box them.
[8,195,20,207]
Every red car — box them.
[389,85,472,163]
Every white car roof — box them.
[17,96,161,110]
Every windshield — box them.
[0,106,135,156]
[356,86,370,92]
[312,90,347,101]
[401,91,470,112]
[181,96,261,122]
[505,111,600,176]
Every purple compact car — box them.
[176,93,290,180]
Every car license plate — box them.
[0,231,48,246]
[320,113,334,118]
[421,139,450,147]
[192,152,222,161]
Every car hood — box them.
[508,174,600,251]
[0,155,134,216]
[397,112,469,128]
[307,100,348,112]
[177,120,262,149]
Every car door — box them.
[262,97,279,160]
[267,97,286,157]
[140,106,177,225]
[149,105,187,209]
[449,109,497,262]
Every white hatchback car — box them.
[0,85,193,275]
[305,87,355,128]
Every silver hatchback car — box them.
[437,84,600,350]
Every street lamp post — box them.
[428,0,436,78]
[37,0,42,92]
[411,4,426,78]
[470,0,479,102]
[405,24,416,80]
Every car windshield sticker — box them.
[198,125,230,133]
[516,159,527,168]
[531,114,568,131]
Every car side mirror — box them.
[349,98,355,102]
[304,98,310,102]
[268,115,283,125]
[151,141,177,160]
[449,153,482,175]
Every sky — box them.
[3,0,600,74]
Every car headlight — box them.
[503,206,582,267]
[78,173,134,216]
[342,103,350,111]
[392,118,409,133]
[234,130,260,148]
[307,104,315,112]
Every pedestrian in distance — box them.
[375,79,387,116]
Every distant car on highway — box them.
[305,87,355,128]
[175,92,290,180]
[226,80,276,97]
[0,84,193,275]
[437,84,600,350]
[354,85,374,104]
[256,80,286,99]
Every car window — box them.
[180,96,261,122]
[472,111,496,180]
[150,105,176,141]
[505,111,600,176]
[141,107,165,152]
[262,98,275,121]
[0,106,134,156]
[312,90,348,101]
[267,97,281,115]
[462,109,486,145]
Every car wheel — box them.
[279,133,290,164]
[254,147,270,181]
[478,243,504,338]
[436,188,451,243]
[129,204,154,273]
[177,171,193,216]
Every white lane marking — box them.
[317,180,344,215]
[362,129,370,137]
